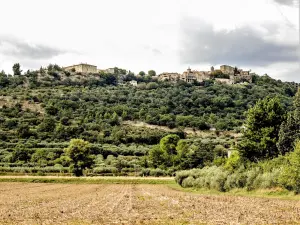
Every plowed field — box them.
[0,183,300,225]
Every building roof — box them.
[63,63,97,68]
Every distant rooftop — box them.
[63,63,97,68]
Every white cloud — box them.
[0,0,298,81]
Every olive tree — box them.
[64,139,93,176]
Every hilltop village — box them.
[158,65,253,84]
[62,63,253,85]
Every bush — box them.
[92,166,118,174]
[149,168,167,177]
[176,163,284,192]
[176,166,229,191]
[138,168,168,177]
[279,141,300,193]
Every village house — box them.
[129,80,138,86]
[105,68,115,74]
[158,65,253,85]
[63,63,118,75]
[63,63,97,73]
[181,67,211,83]
[157,72,181,82]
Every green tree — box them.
[139,71,145,76]
[279,141,300,193]
[110,112,120,126]
[12,63,22,75]
[160,134,180,167]
[224,150,242,172]
[0,71,9,87]
[160,134,180,155]
[11,144,33,163]
[238,96,285,161]
[148,145,165,168]
[17,124,32,138]
[38,117,56,132]
[148,70,156,76]
[64,139,93,176]
[277,88,300,154]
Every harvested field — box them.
[0,183,300,225]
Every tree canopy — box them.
[238,96,285,161]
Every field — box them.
[1,181,300,224]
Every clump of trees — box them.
[176,89,300,193]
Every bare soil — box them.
[0,96,44,114]
[0,183,299,225]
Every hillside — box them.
[0,67,298,176]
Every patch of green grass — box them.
[167,184,300,200]
[0,176,176,185]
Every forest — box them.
[0,64,299,192]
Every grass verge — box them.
[0,176,176,185]
[167,184,300,200]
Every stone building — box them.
[157,72,180,82]
[156,65,253,85]
[220,65,235,74]
[215,78,234,85]
[180,68,211,83]
[105,68,115,74]
[63,63,97,73]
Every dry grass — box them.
[0,183,300,225]
[0,96,44,114]
[122,120,241,138]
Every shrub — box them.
[149,168,167,177]
[279,141,300,193]
[92,166,118,174]
[224,150,242,172]
[176,166,229,191]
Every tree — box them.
[279,141,300,193]
[0,72,9,87]
[17,124,32,138]
[110,112,120,126]
[12,63,22,75]
[37,117,56,132]
[277,88,300,154]
[148,145,165,168]
[139,71,145,76]
[238,96,285,161]
[11,144,33,163]
[64,139,93,176]
[148,134,180,168]
[148,70,156,76]
[160,134,180,167]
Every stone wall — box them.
[215,78,234,85]
[64,64,97,73]
[220,65,234,74]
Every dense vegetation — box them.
[0,64,299,182]
[176,89,300,193]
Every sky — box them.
[0,0,299,82]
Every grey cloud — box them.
[144,45,162,55]
[0,36,66,60]
[179,18,299,67]
[152,48,162,55]
[274,0,299,7]
[279,66,300,82]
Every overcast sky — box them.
[0,0,299,81]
